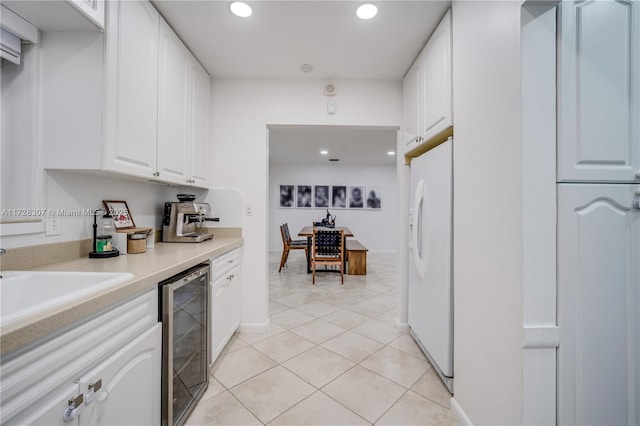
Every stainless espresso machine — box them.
[162,200,217,243]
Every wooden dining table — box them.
[298,226,354,273]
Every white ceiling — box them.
[269,125,398,165]
[151,0,451,80]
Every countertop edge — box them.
[1,238,243,358]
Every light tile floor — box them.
[186,252,457,426]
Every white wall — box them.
[0,170,205,249]
[451,1,524,424]
[269,163,398,253]
[210,78,402,328]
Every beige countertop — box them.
[0,237,243,357]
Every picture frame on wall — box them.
[348,186,365,209]
[297,185,312,208]
[331,185,347,208]
[313,185,330,208]
[103,200,136,229]
[366,186,382,210]
[279,185,295,208]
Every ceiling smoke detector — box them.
[299,64,314,73]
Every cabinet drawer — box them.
[211,248,241,281]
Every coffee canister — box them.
[127,233,147,254]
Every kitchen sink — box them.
[0,271,134,327]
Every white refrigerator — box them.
[408,138,454,393]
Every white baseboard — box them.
[451,398,473,426]
[395,318,410,333]
[238,317,271,333]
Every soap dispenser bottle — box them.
[89,211,120,258]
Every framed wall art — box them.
[331,185,347,208]
[103,200,136,229]
[313,185,330,208]
[348,186,365,209]
[365,186,382,209]
[296,185,312,208]
[279,185,295,208]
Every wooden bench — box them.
[346,240,368,275]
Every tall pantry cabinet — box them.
[556,1,640,425]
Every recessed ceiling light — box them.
[356,4,377,20]
[387,150,396,156]
[320,150,328,155]
[230,2,252,17]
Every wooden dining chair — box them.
[311,228,345,284]
[279,223,309,272]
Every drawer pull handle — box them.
[86,379,102,404]
[63,394,84,422]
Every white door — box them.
[402,60,422,153]
[227,267,242,335]
[557,0,640,182]
[157,18,189,185]
[421,9,453,142]
[408,139,453,380]
[557,184,640,425]
[104,0,159,178]
[210,275,230,363]
[189,58,211,187]
[4,383,80,426]
[78,324,162,426]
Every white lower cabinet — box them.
[210,248,242,364]
[557,184,640,425]
[78,324,162,426]
[0,290,161,426]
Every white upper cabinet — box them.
[402,60,422,148]
[402,9,452,155]
[421,9,452,142]
[190,59,212,187]
[157,18,211,187]
[39,0,212,188]
[103,0,159,179]
[157,18,190,184]
[558,0,640,182]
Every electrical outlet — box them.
[46,213,61,236]
[245,205,254,216]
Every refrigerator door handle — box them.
[632,191,640,210]
[412,179,428,279]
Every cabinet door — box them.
[402,60,422,153]
[189,58,211,187]
[78,324,162,426]
[104,0,159,178]
[210,275,230,363]
[421,9,452,141]
[227,267,242,335]
[2,383,79,426]
[558,1,640,182]
[557,184,640,426]
[157,18,190,185]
